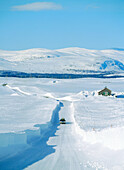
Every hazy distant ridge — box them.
[0,47,124,74]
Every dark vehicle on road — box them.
[60,118,66,124]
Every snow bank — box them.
[0,79,57,133]
[0,101,63,170]
[6,85,31,96]
[81,127,124,150]
[71,102,124,150]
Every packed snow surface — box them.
[0,77,124,170]
[0,48,124,73]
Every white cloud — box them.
[86,4,100,10]
[12,2,63,11]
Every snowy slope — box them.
[0,48,124,74]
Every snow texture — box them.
[0,48,124,75]
[0,77,124,169]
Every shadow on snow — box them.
[0,102,64,170]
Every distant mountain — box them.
[0,47,124,74]
[112,48,124,51]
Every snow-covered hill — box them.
[0,47,124,74]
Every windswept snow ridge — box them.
[6,85,31,96]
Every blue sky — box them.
[0,0,124,50]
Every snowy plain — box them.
[0,77,124,170]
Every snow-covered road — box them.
[26,101,87,170]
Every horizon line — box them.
[0,46,124,52]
